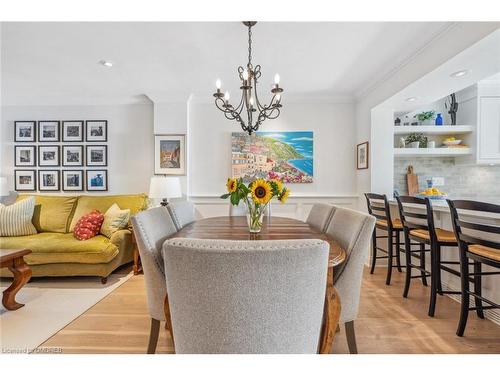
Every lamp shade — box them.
[0,177,9,197]
[149,176,182,199]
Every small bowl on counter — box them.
[443,139,462,146]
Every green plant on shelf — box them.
[405,133,428,148]
[414,111,436,122]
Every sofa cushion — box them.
[0,197,37,236]
[100,203,130,238]
[69,194,147,232]
[0,232,119,265]
[17,195,78,233]
[74,210,105,240]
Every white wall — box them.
[1,103,154,194]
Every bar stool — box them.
[396,195,462,317]
[364,193,403,285]
[448,199,500,336]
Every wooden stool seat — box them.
[410,228,457,243]
[376,218,403,229]
[469,244,500,262]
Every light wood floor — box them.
[39,266,500,354]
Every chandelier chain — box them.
[247,25,252,67]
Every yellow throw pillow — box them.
[0,197,37,236]
[100,203,130,238]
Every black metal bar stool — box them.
[364,193,403,285]
[396,195,463,317]
[448,199,500,337]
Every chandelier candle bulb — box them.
[216,79,221,89]
[224,91,230,104]
[274,73,280,85]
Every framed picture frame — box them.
[38,170,60,191]
[38,145,60,167]
[154,134,186,175]
[86,145,107,166]
[15,121,36,142]
[62,170,84,191]
[86,170,108,191]
[15,145,36,167]
[14,170,36,191]
[62,145,84,167]
[86,120,107,142]
[62,121,84,142]
[357,141,369,170]
[38,121,60,142]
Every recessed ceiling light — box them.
[405,97,418,102]
[99,60,113,67]
[450,70,468,78]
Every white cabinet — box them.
[478,96,500,163]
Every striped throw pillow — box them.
[0,196,37,236]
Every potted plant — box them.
[405,133,428,148]
[414,111,436,125]
[221,177,290,233]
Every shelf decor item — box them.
[445,93,459,125]
[213,22,284,135]
[435,113,443,125]
[220,177,289,233]
[405,133,428,148]
[14,121,36,142]
[414,111,435,125]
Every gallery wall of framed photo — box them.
[13,120,109,192]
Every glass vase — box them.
[245,200,266,233]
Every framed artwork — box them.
[86,170,108,191]
[14,170,36,191]
[154,135,186,175]
[62,145,84,166]
[231,132,313,183]
[15,145,36,167]
[62,121,84,142]
[38,121,60,142]
[38,170,60,191]
[86,145,107,166]
[38,145,60,167]
[357,141,369,170]
[62,170,84,191]
[15,121,36,142]
[86,120,107,142]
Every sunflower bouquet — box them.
[221,177,290,233]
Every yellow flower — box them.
[271,179,283,194]
[278,188,290,204]
[251,179,272,205]
[226,178,237,193]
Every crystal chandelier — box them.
[213,21,283,135]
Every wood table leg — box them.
[3,257,32,310]
[319,267,341,354]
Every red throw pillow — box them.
[73,210,105,241]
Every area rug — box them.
[0,270,133,353]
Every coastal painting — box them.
[231,131,313,183]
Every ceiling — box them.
[1,22,452,106]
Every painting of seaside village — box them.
[231,131,313,183]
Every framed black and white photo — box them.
[86,145,107,166]
[15,145,36,167]
[356,141,369,170]
[86,170,108,191]
[38,145,60,167]
[154,134,186,175]
[86,120,107,142]
[15,170,36,191]
[38,121,60,142]
[38,170,60,191]
[62,170,84,191]
[15,121,36,142]
[62,121,84,142]
[62,145,84,166]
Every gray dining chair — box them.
[166,200,197,230]
[131,206,178,354]
[306,203,336,232]
[325,206,375,354]
[162,238,330,353]
[229,202,271,216]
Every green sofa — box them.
[0,194,147,283]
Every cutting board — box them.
[406,165,419,196]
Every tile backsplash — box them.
[394,158,500,200]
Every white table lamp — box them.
[149,176,182,206]
[0,177,9,197]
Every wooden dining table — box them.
[168,216,347,354]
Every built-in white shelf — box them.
[393,125,474,135]
[394,148,472,157]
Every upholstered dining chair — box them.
[131,206,178,354]
[229,202,271,216]
[166,200,197,231]
[325,206,375,354]
[162,238,331,353]
[306,203,336,232]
